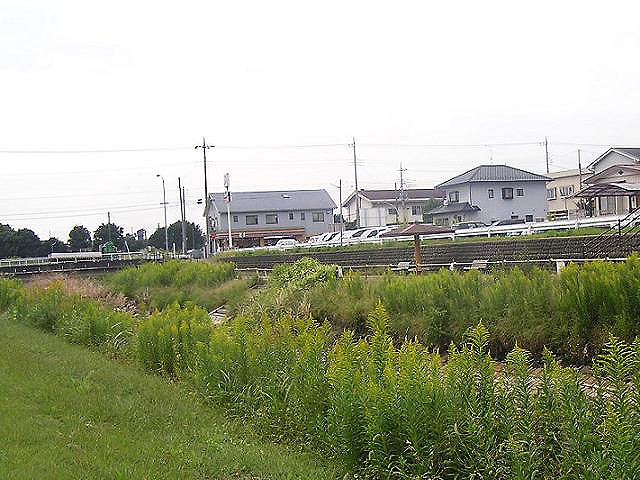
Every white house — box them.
[574,147,640,216]
[342,188,444,227]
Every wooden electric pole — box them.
[351,137,360,228]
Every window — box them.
[448,191,459,203]
[411,205,422,215]
[525,215,533,222]
[488,189,494,198]
[312,212,324,222]
[265,214,278,224]
[511,215,519,219]
[502,187,514,199]
[559,185,575,197]
[547,188,557,200]
[288,212,294,220]
[300,212,305,220]
[246,215,258,225]
[388,208,395,215]
[232,215,238,223]
[454,215,463,223]
[516,188,524,197]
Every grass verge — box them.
[0,315,342,480]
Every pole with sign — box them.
[224,173,233,249]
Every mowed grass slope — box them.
[0,317,342,480]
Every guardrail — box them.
[0,251,166,269]
[219,214,629,255]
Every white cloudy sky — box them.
[1,1,639,240]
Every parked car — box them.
[491,219,525,226]
[452,221,487,230]
[275,238,299,248]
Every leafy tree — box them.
[124,233,147,251]
[68,225,92,251]
[0,224,43,258]
[39,237,70,256]
[93,223,125,251]
[148,221,204,251]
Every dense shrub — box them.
[288,256,640,361]
[137,303,211,377]
[109,260,248,311]
[5,280,134,354]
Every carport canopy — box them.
[574,182,640,198]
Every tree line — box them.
[0,221,205,259]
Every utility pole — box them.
[182,185,187,251]
[351,137,360,227]
[156,174,168,252]
[107,212,111,243]
[544,136,550,174]
[195,137,214,257]
[399,163,408,223]
[577,149,583,190]
[224,173,233,249]
[178,177,187,255]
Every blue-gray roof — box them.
[427,202,480,215]
[209,189,336,214]
[437,165,550,188]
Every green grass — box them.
[0,316,343,480]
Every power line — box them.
[0,205,173,222]
[0,146,192,154]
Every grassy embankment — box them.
[2,268,639,479]
[0,317,342,479]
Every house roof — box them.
[547,168,583,179]
[587,147,640,169]
[426,202,481,215]
[207,189,336,214]
[437,165,550,188]
[343,188,444,206]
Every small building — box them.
[342,188,444,227]
[574,148,640,216]
[546,169,583,220]
[205,189,336,249]
[428,165,550,226]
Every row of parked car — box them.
[307,226,395,245]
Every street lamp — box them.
[156,174,168,252]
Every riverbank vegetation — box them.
[2,269,639,478]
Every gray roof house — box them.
[205,189,336,249]
[428,165,550,226]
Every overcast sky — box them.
[1,1,639,240]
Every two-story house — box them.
[574,147,640,216]
[205,189,336,249]
[342,188,444,227]
[546,169,583,220]
[428,165,550,226]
